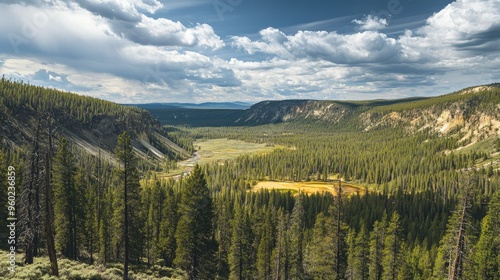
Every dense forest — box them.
[0,78,188,164]
[1,81,500,279]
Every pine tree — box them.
[19,120,43,264]
[99,182,112,264]
[174,165,216,279]
[114,131,143,279]
[53,137,84,260]
[381,212,403,280]
[434,177,474,280]
[474,190,500,279]
[159,184,178,267]
[84,166,98,264]
[368,213,387,280]
[44,118,58,276]
[289,193,305,279]
[346,225,369,280]
[272,209,290,280]
[304,212,337,279]
[215,198,232,279]
[143,186,155,265]
[257,208,274,280]
[228,199,254,280]
[346,228,357,280]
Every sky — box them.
[0,0,499,103]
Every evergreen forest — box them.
[1,80,500,280]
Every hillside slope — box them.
[235,84,500,141]
[0,79,189,162]
[361,85,500,141]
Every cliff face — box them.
[236,84,500,143]
[236,100,356,124]
[360,85,500,142]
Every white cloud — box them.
[230,0,500,100]
[0,1,232,92]
[75,0,163,21]
[353,15,388,31]
[131,15,224,49]
[396,0,500,73]
[0,0,499,103]
[233,29,401,64]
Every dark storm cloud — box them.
[454,26,500,53]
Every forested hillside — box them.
[0,78,189,162]
[148,85,500,143]
[1,82,500,279]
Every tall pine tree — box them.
[159,183,178,267]
[381,212,403,280]
[289,193,305,279]
[53,137,84,260]
[346,225,369,280]
[228,199,254,280]
[474,190,500,279]
[114,131,143,279]
[272,209,289,280]
[174,165,216,279]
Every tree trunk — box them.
[123,143,129,280]
[45,117,59,276]
[449,187,469,280]
[45,152,59,276]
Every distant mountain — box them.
[143,84,500,145]
[131,101,253,110]
[236,84,500,142]
[0,79,190,163]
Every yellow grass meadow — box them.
[252,181,366,196]
[160,138,283,178]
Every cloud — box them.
[0,1,231,84]
[71,0,224,49]
[231,0,500,98]
[33,69,68,83]
[233,28,401,64]
[0,0,499,103]
[122,15,224,49]
[353,15,388,31]
[75,0,163,22]
[402,0,500,58]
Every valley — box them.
[2,81,500,280]
[160,138,283,178]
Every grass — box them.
[456,136,497,154]
[252,181,366,196]
[160,138,283,178]
[194,138,281,164]
[0,250,187,280]
[453,136,500,169]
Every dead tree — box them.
[448,177,473,280]
[20,120,42,264]
[44,116,59,276]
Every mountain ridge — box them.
[142,84,500,146]
[0,79,189,164]
[131,101,253,110]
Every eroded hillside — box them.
[0,79,188,163]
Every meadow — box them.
[160,138,282,178]
[252,180,365,196]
